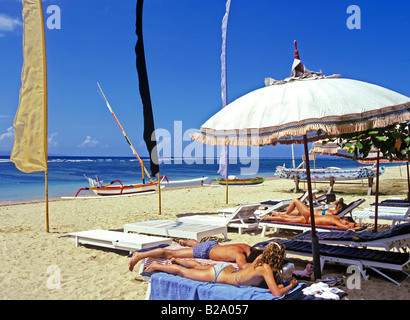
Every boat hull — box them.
[215,177,265,185]
[274,166,385,181]
[92,182,158,196]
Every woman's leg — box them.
[128,247,194,271]
[145,261,215,282]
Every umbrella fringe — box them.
[191,103,410,146]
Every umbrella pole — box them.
[407,162,410,203]
[374,151,380,233]
[303,135,321,280]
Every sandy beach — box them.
[1,165,409,300]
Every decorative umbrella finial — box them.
[294,40,300,60]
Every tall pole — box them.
[39,0,49,233]
[158,172,161,215]
[374,151,380,233]
[303,135,321,279]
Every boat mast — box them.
[97,82,153,183]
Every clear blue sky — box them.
[0,0,409,158]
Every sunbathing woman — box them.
[261,199,360,229]
[275,198,347,217]
[144,241,298,298]
[128,239,263,272]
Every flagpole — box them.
[158,172,161,215]
[38,0,49,233]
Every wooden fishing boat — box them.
[212,176,265,186]
[75,175,167,197]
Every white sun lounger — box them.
[178,204,260,234]
[352,207,410,226]
[69,229,172,253]
[123,219,228,241]
[292,223,410,253]
[258,199,367,237]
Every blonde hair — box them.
[255,241,285,284]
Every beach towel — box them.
[149,272,306,300]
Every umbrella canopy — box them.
[191,48,410,147]
[191,40,410,279]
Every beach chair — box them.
[258,198,366,237]
[216,190,319,220]
[178,204,260,234]
[292,222,410,252]
[352,207,410,226]
[68,229,172,253]
[123,219,228,241]
[254,238,410,286]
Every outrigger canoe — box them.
[211,176,265,186]
[75,175,168,197]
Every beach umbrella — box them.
[191,41,410,279]
[310,141,409,232]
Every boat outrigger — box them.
[210,176,265,186]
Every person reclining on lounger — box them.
[261,198,360,228]
[144,241,298,298]
[128,239,263,272]
[273,198,347,217]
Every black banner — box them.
[135,0,159,177]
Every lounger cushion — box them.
[254,239,410,266]
[260,220,367,232]
[292,222,410,242]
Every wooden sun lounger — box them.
[179,204,260,234]
[123,219,228,241]
[292,222,410,252]
[68,229,172,253]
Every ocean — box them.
[0,155,399,202]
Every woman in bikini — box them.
[144,241,298,297]
[261,198,360,228]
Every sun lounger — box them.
[254,238,410,286]
[292,222,410,252]
[178,204,260,234]
[123,219,228,241]
[258,198,366,237]
[68,229,172,253]
[352,207,410,226]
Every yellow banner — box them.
[11,0,47,173]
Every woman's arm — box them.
[262,264,297,297]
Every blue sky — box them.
[0,0,409,158]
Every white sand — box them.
[0,165,409,300]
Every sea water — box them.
[0,156,398,202]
